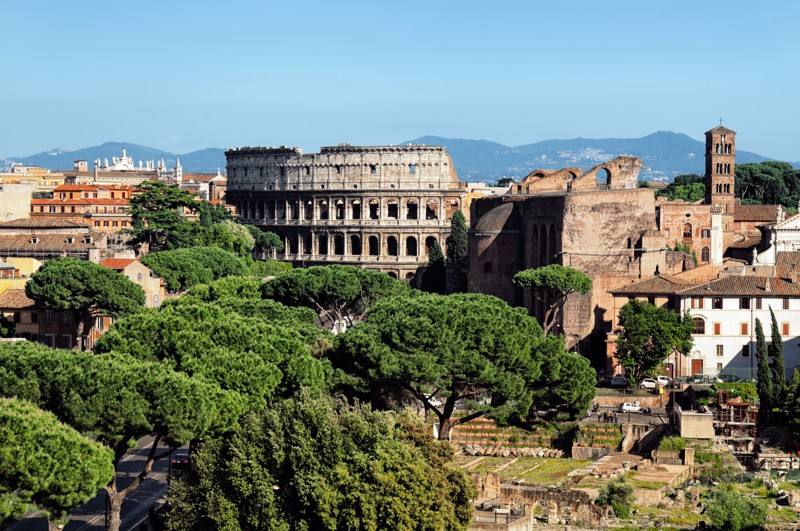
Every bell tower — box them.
[704,124,736,213]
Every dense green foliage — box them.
[26,258,145,349]
[445,210,468,265]
[596,477,634,518]
[704,485,767,531]
[657,436,686,451]
[165,393,474,531]
[786,368,800,449]
[513,265,592,336]
[755,318,772,413]
[769,307,785,405]
[421,240,446,294]
[128,181,198,251]
[94,298,331,408]
[735,161,800,209]
[141,247,251,292]
[26,258,145,319]
[528,348,595,419]
[263,265,409,332]
[249,258,292,277]
[0,398,115,527]
[246,224,284,254]
[615,300,694,384]
[656,174,705,202]
[336,293,579,438]
[0,341,245,531]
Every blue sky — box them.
[3,1,799,161]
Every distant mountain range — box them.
[3,133,796,183]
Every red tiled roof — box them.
[677,275,800,296]
[734,204,779,223]
[610,275,694,295]
[0,289,35,309]
[100,258,137,270]
[775,251,800,280]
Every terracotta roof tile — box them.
[775,251,800,279]
[0,219,87,230]
[99,258,137,270]
[677,275,800,296]
[734,204,779,223]
[0,289,35,309]
[610,275,694,295]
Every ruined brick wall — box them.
[226,145,466,279]
[658,202,713,263]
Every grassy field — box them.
[456,455,592,485]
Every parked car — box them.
[656,376,671,387]
[609,376,629,388]
[718,373,742,383]
[639,378,658,389]
[618,401,650,414]
[670,376,689,388]
[170,452,189,471]
[690,374,722,384]
[596,375,614,387]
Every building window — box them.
[701,247,710,262]
[31,312,38,324]
[693,317,705,334]
[409,164,417,175]
[63,312,72,324]
[45,310,54,324]
[44,334,55,348]
[712,297,723,309]
[484,262,493,274]
[739,298,750,310]
[369,164,377,175]
[60,335,72,349]
[782,322,790,336]
[783,298,790,310]
[742,343,750,357]
[717,362,723,372]
[701,229,710,238]
[94,316,104,331]
[683,223,692,238]
[716,344,724,357]
[741,322,748,335]
[691,297,704,309]
[713,322,721,335]
[755,297,762,310]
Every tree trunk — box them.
[104,434,163,531]
[105,489,125,531]
[76,318,85,351]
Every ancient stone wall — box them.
[226,145,466,279]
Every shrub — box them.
[658,436,687,451]
[704,485,767,531]
[596,477,634,518]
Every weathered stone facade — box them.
[469,160,668,349]
[226,144,466,279]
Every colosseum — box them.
[225,144,466,279]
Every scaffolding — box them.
[713,390,757,455]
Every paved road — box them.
[6,437,171,531]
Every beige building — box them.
[0,182,34,221]
[99,257,164,307]
[226,144,467,280]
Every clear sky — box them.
[3,0,799,161]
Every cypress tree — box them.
[769,307,785,406]
[421,241,446,294]
[755,318,773,415]
[445,210,468,265]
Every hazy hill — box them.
[404,131,772,183]
[4,132,791,183]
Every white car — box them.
[639,378,658,389]
[656,376,671,387]
[426,395,442,408]
[618,401,642,413]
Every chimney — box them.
[765,278,771,292]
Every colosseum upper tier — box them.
[225,144,466,279]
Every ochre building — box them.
[226,144,466,279]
